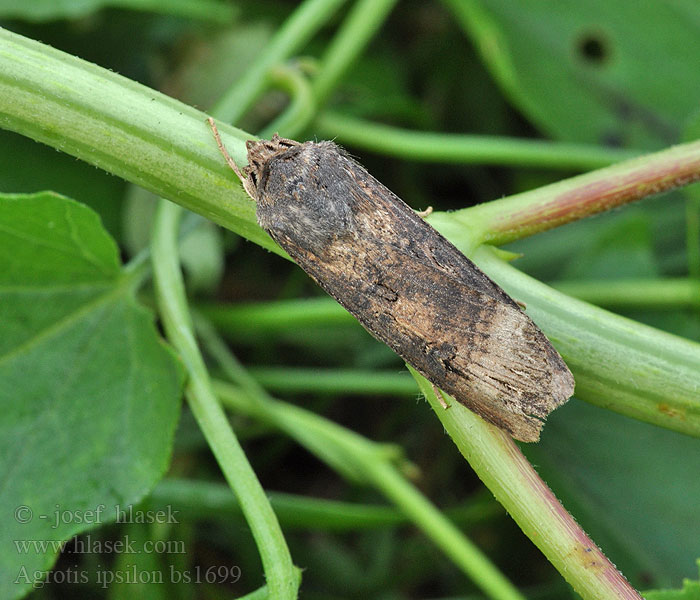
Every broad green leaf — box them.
[529,402,700,588]
[446,0,700,148]
[0,130,125,239]
[644,561,700,599]
[0,192,184,599]
[558,213,658,280]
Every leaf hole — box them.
[576,32,611,65]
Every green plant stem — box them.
[258,64,316,140]
[312,0,399,105]
[211,0,347,124]
[212,386,524,600]
[0,26,280,255]
[3,26,699,261]
[150,478,502,530]
[411,369,642,600]
[316,111,639,169]
[152,478,405,529]
[247,366,417,396]
[551,278,700,309]
[257,0,400,135]
[199,263,700,437]
[452,141,700,247]
[194,316,524,600]
[151,202,299,599]
[2,21,694,597]
[0,0,235,22]
[198,298,352,332]
[117,0,235,22]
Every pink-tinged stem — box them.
[413,370,643,599]
[460,140,700,246]
[496,439,642,600]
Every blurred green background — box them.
[1,0,699,598]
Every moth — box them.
[208,119,574,442]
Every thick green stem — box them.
[458,141,700,246]
[0,26,279,254]
[686,189,700,279]
[4,25,698,264]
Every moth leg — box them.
[207,117,246,183]
[434,385,450,409]
[416,206,433,218]
[516,299,527,310]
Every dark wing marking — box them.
[258,142,574,442]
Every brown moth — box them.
[208,119,574,442]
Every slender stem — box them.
[411,369,642,600]
[246,366,417,396]
[211,0,348,124]
[197,298,353,333]
[151,202,299,599]
[365,460,526,600]
[316,111,639,169]
[152,478,405,529]
[259,64,317,140]
[213,382,525,600]
[312,0,400,105]
[195,317,525,600]
[151,478,502,530]
[551,278,700,309]
[460,141,700,246]
[118,0,235,22]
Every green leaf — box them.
[446,0,700,148]
[559,213,658,280]
[0,130,125,239]
[0,192,184,599]
[644,561,700,599]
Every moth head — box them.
[243,134,300,199]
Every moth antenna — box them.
[207,117,246,183]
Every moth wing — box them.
[341,254,573,442]
[255,142,573,442]
[274,233,573,441]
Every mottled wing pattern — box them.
[254,140,574,442]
